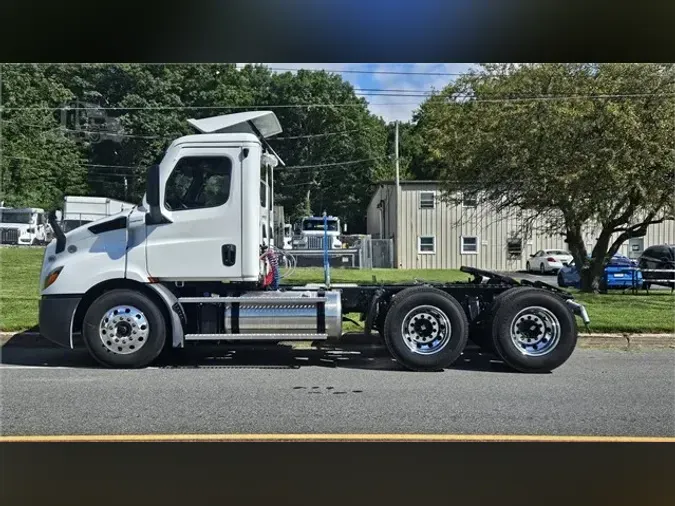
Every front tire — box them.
[383,286,469,371]
[557,273,566,287]
[490,288,577,373]
[526,261,531,272]
[82,289,167,368]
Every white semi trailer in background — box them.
[38,111,590,373]
[61,196,136,232]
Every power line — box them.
[4,154,386,173]
[5,123,376,142]
[4,92,673,112]
[279,157,386,170]
[260,66,471,77]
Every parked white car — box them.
[526,249,574,274]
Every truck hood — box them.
[0,223,30,231]
[300,230,340,236]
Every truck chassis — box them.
[48,262,589,374]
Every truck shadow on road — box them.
[1,330,517,373]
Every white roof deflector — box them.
[187,111,282,139]
[187,111,285,166]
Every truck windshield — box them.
[302,219,338,232]
[1,212,32,224]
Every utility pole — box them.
[394,121,400,188]
[394,120,400,268]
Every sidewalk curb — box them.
[2,331,674,350]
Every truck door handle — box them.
[222,244,236,266]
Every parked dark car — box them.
[557,254,642,289]
[638,244,675,289]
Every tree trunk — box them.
[579,261,606,293]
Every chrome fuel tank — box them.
[223,290,342,338]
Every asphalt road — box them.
[1,338,674,437]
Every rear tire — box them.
[383,286,469,371]
[82,289,167,368]
[490,288,577,373]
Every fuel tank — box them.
[223,290,342,338]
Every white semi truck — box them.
[0,207,49,245]
[292,216,343,249]
[39,111,590,372]
[61,196,136,233]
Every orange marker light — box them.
[43,267,63,289]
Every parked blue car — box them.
[557,254,643,289]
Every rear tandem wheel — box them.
[382,286,469,371]
[487,287,578,373]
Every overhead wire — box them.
[3,91,675,112]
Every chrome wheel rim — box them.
[400,305,451,355]
[509,306,561,357]
[98,305,149,355]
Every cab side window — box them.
[164,156,232,211]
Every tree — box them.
[0,64,87,210]
[261,68,388,230]
[418,63,675,292]
[45,63,270,203]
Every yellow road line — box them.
[1,433,673,443]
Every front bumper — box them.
[38,295,82,348]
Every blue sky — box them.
[239,63,476,123]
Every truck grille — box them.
[307,236,324,249]
[1,228,19,244]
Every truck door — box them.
[145,148,242,280]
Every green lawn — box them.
[1,247,673,334]
[0,247,43,331]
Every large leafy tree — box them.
[262,68,389,230]
[0,64,87,210]
[2,64,394,231]
[45,63,271,203]
[418,63,675,292]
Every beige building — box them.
[366,181,675,271]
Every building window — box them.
[462,192,478,208]
[507,237,523,257]
[461,236,479,254]
[418,236,436,254]
[420,191,435,209]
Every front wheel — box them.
[383,286,469,371]
[525,261,531,272]
[82,289,167,368]
[491,288,577,373]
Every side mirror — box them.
[562,262,569,267]
[145,164,168,225]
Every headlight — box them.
[44,266,63,289]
